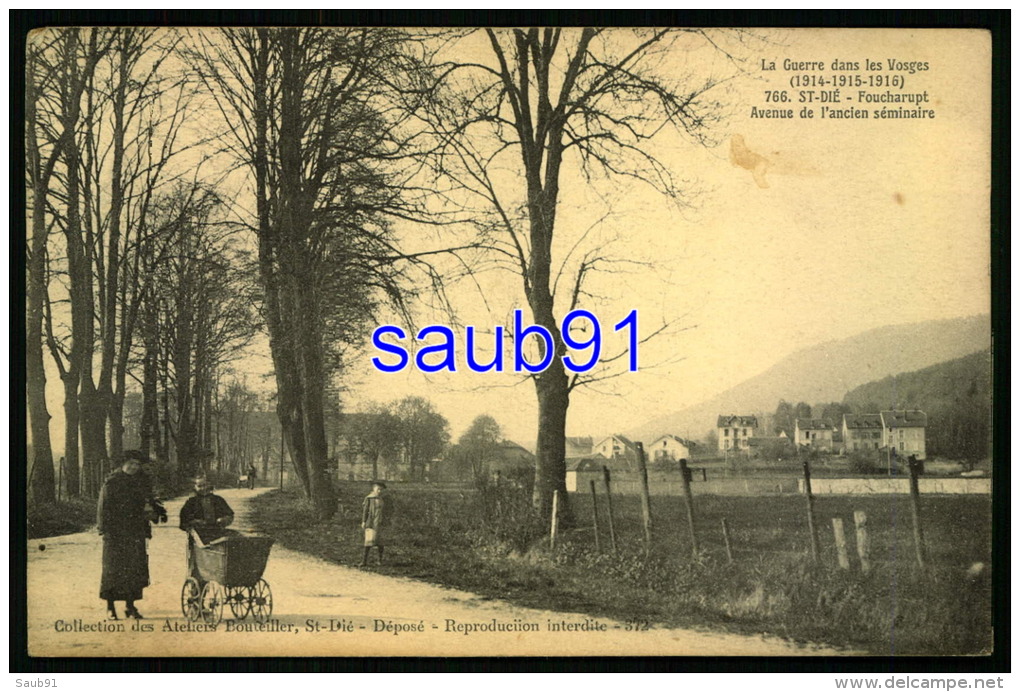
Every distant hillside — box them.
[843,349,991,459]
[628,314,990,442]
[842,349,992,411]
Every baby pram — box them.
[180,528,274,626]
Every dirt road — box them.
[27,488,845,657]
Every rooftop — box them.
[717,415,759,428]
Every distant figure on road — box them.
[97,450,166,621]
[247,463,258,490]
[360,481,390,567]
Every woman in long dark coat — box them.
[97,451,161,620]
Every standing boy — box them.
[360,481,389,566]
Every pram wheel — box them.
[200,580,225,626]
[227,586,252,619]
[181,577,202,621]
[249,578,273,623]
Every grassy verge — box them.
[250,482,992,655]
[28,498,97,539]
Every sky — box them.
[340,28,991,448]
[36,28,992,454]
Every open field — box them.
[251,482,993,655]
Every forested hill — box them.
[843,349,992,460]
[628,314,990,442]
[842,349,991,411]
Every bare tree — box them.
[32,27,196,496]
[456,414,502,484]
[393,396,450,482]
[216,378,261,476]
[340,404,400,482]
[27,28,110,503]
[145,183,255,479]
[188,28,437,517]
[419,28,754,521]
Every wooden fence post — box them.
[854,510,870,574]
[589,480,602,553]
[832,517,850,569]
[721,518,734,563]
[635,442,653,554]
[908,456,927,568]
[550,489,560,552]
[803,461,820,563]
[602,466,619,555]
[679,458,698,556]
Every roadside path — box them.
[28,487,847,657]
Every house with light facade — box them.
[648,434,694,462]
[842,410,927,459]
[880,410,927,459]
[593,434,639,468]
[716,415,758,452]
[794,418,835,451]
[842,413,883,451]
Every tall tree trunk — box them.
[79,383,107,495]
[108,388,125,461]
[277,29,331,513]
[296,282,334,517]
[26,54,56,505]
[158,333,171,464]
[173,290,196,476]
[533,365,569,520]
[140,300,158,460]
[69,41,109,495]
[525,146,571,524]
[93,33,128,473]
[60,375,81,498]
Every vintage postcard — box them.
[24,25,994,658]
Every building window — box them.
[725,440,730,449]
[743,428,748,436]
[724,429,729,437]
[899,442,904,451]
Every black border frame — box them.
[9,8,1010,675]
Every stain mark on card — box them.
[730,135,771,189]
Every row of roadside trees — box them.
[27,27,757,523]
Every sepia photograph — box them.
[20,21,997,661]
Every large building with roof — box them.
[880,410,928,459]
[842,413,883,452]
[794,418,835,451]
[648,434,695,462]
[717,415,759,452]
[842,410,927,459]
[593,434,639,468]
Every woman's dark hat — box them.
[122,450,152,464]
[371,480,387,489]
